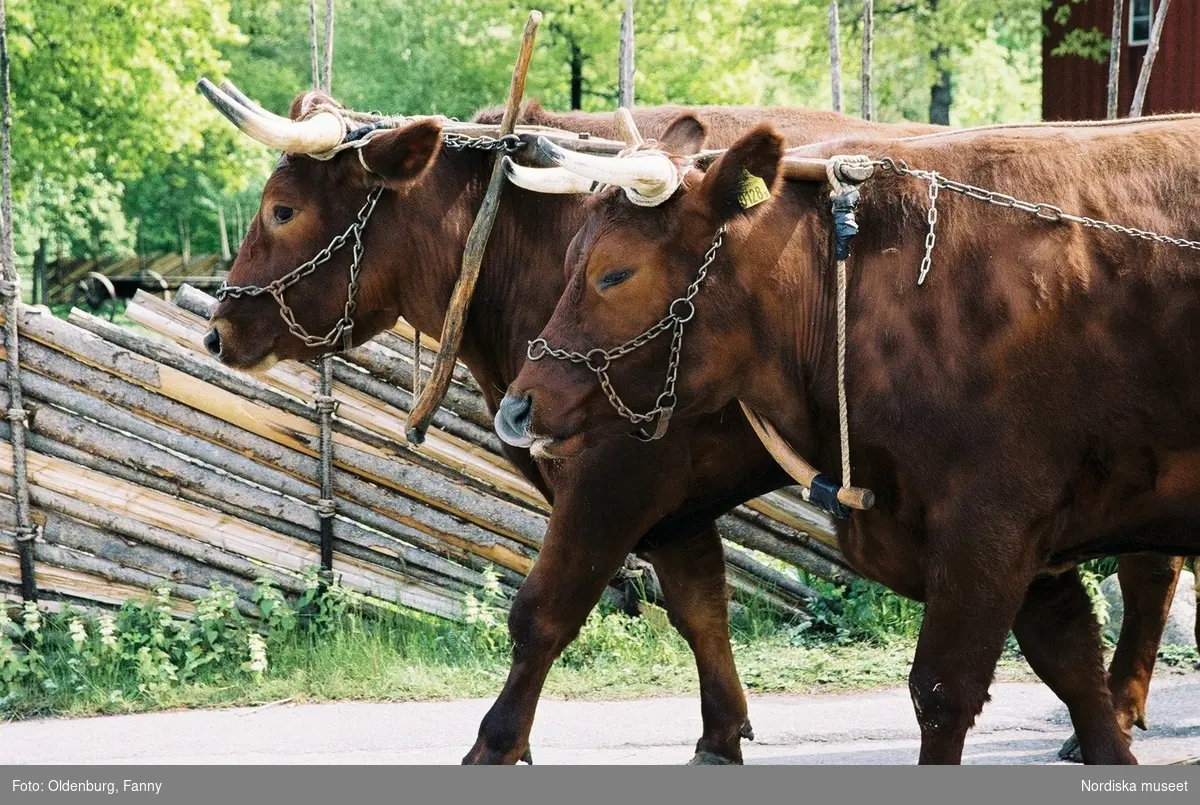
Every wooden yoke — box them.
[739,401,874,511]
[405,10,542,445]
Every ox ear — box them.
[696,124,784,224]
[659,113,708,156]
[359,119,443,189]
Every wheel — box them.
[71,272,121,321]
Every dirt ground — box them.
[4,672,1198,765]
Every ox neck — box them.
[720,198,840,459]
[381,148,590,406]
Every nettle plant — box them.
[0,569,348,709]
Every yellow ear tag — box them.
[737,170,771,209]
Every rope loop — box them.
[0,278,16,299]
[6,406,27,424]
[14,523,41,544]
[315,498,337,519]
[313,394,339,416]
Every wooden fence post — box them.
[861,0,873,120]
[1129,0,1172,117]
[1106,0,1125,119]
[619,0,635,109]
[0,0,37,601]
[828,0,843,113]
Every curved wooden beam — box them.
[739,400,874,511]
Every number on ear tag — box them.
[737,170,771,209]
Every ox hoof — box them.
[740,720,755,741]
[687,751,742,766]
[520,747,533,765]
[1058,733,1083,764]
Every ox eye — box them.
[598,268,633,290]
[273,205,295,224]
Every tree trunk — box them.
[217,204,231,261]
[32,237,46,306]
[233,201,245,253]
[861,0,874,120]
[927,0,952,125]
[178,217,191,268]
[618,0,635,109]
[570,40,584,110]
[929,44,952,125]
[828,0,843,113]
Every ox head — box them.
[497,124,786,457]
[201,82,442,370]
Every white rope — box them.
[835,257,850,488]
[825,155,873,489]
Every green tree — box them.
[9,0,267,265]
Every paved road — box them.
[4,674,1198,765]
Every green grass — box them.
[0,573,1057,722]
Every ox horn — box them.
[534,136,680,206]
[198,78,345,154]
[502,157,598,194]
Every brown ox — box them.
[201,88,1184,764]
[504,119,1200,763]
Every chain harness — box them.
[877,157,1200,285]
[213,130,525,355]
[525,225,727,442]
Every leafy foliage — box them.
[9,0,270,265]
[10,0,1044,274]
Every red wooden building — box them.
[1043,0,1200,120]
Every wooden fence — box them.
[45,254,230,306]
[1,286,853,621]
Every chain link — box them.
[917,173,939,285]
[878,157,1200,285]
[441,132,524,153]
[527,226,726,440]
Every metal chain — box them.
[526,226,726,440]
[215,185,383,352]
[441,132,524,153]
[879,157,1200,285]
[215,133,523,355]
[917,173,939,285]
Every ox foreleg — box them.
[645,524,752,764]
[1015,568,1137,765]
[462,443,692,765]
[461,525,635,764]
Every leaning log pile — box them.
[1,286,856,622]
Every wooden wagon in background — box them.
[42,254,230,320]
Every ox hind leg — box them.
[644,524,752,764]
[1014,568,1136,764]
[1194,557,1199,651]
[1060,553,1184,761]
[909,509,1043,765]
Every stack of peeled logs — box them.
[0,279,856,623]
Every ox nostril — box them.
[495,394,536,448]
[502,394,533,430]
[203,328,221,357]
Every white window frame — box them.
[1129,0,1155,46]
